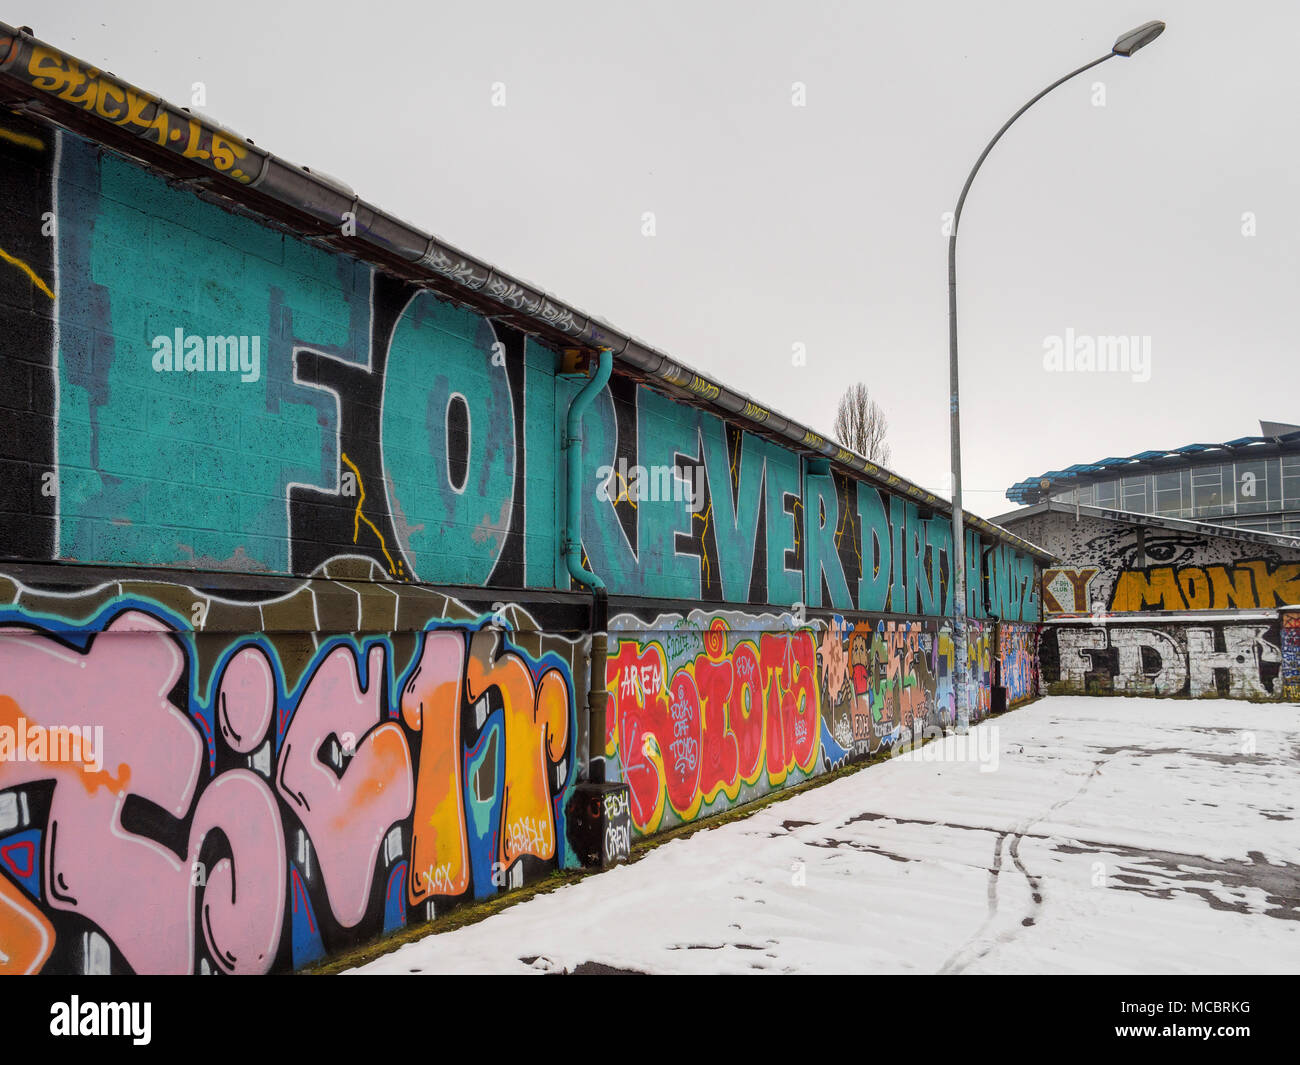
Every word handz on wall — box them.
[0,580,578,974]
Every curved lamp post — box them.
[948,21,1165,733]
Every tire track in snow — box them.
[939,758,1106,974]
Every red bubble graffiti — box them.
[605,623,820,833]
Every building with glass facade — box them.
[1005,421,1300,536]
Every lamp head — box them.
[1113,20,1165,57]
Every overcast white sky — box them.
[27,0,1300,519]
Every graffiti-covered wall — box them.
[1009,511,1300,617]
[0,579,1009,973]
[1282,611,1300,702]
[0,96,1043,973]
[998,623,1039,707]
[967,617,994,721]
[0,567,588,975]
[1003,507,1295,702]
[600,608,997,837]
[0,109,1041,620]
[1040,619,1283,699]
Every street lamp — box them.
[947,21,1165,734]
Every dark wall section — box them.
[0,110,56,559]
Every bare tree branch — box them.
[833,382,891,466]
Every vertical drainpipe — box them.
[563,349,613,784]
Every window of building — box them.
[1221,464,1238,515]
[1191,464,1225,517]
[1154,471,1182,516]
[1122,475,1151,513]
[1283,455,1300,510]
[1266,458,1282,508]
[1094,479,1117,508]
[1234,459,1269,515]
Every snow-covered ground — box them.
[351,696,1300,975]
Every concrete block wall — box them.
[0,102,1045,973]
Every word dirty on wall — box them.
[0,576,577,974]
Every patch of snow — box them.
[350,697,1300,975]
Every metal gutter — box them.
[0,22,1053,565]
